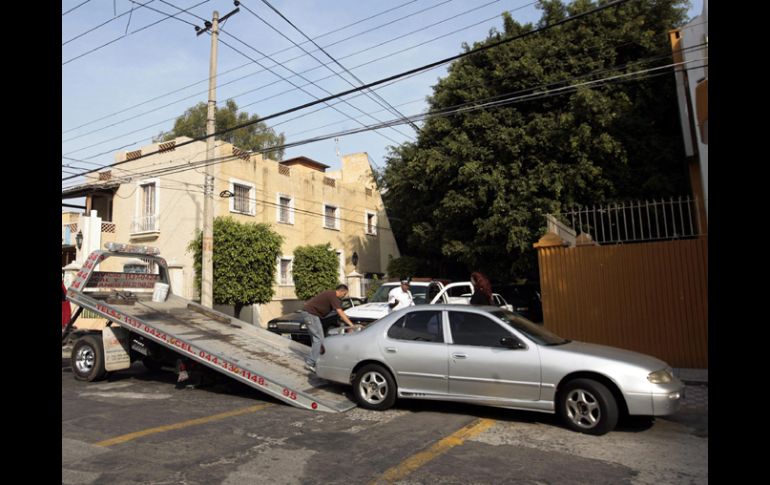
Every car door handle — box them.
[385,347,397,353]
[452,353,467,359]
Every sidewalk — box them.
[674,368,708,413]
[673,368,708,384]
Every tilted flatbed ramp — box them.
[66,247,356,413]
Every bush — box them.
[188,216,283,317]
[292,244,340,300]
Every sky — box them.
[61,0,704,200]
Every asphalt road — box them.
[62,354,708,485]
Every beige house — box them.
[62,136,401,325]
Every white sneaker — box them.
[304,362,316,373]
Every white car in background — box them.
[345,281,475,326]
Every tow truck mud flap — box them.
[103,326,131,371]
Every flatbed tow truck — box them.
[62,242,356,413]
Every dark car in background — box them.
[493,284,543,323]
[267,296,365,345]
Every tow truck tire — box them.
[352,364,397,410]
[142,357,164,372]
[71,335,108,382]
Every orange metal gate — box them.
[536,236,707,368]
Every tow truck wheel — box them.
[71,335,107,382]
[142,357,164,372]
[353,364,397,410]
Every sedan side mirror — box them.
[500,337,524,349]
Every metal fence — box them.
[549,197,701,244]
[536,237,708,368]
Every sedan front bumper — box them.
[625,379,685,416]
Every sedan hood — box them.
[548,341,669,371]
[345,302,390,319]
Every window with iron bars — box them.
[277,195,294,224]
[279,258,293,285]
[229,179,255,216]
[234,184,250,213]
[324,204,339,230]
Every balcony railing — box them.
[131,214,159,234]
[62,221,117,245]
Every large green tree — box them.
[188,216,283,318]
[156,99,286,160]
[380,0,690,282]
[292,244,340,301]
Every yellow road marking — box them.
[371,418,495,484]
[95,403,272,447]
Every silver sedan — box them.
[316,305,684,435]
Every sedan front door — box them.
[447,310,541,402]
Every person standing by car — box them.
[470,271,493,305]
[388,277,415,313]
[300,284,356,372]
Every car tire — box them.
[353,364,397,410]
[558,378,618,435]
[71,335,108,382]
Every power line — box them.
[63,0,158,46]
[62,0,210,66]
[69,70,432,165]
[60,0,638,181]
[215,32,410,146]
[62,0,419,134]
[71,0,413,149]
[64,33,705,177]
[251,0,421,133]
[60,0,471,143]
[62,0,94,16]
[63,0,531,154]
[157,0,207,22]
[63,56,706,189]
[127,0,199,27]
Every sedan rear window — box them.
[387,311,443,342]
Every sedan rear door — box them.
[379,310,448,396]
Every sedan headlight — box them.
[300,323,307,330]
[647,369,674,384]
[268,322,277,329]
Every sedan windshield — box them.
[491,310,569,346]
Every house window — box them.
[234,184,250,213]
[324,204,340,230]
[276,194,294,224]
[278,257,293,286]
[365,211,377,235]
[229,179,255,216]
[132,179,159,234]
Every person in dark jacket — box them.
[470,271,493,305]
[299,284,356,372]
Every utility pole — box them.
[196,5,239,307]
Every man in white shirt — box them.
[388,277,415,313]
